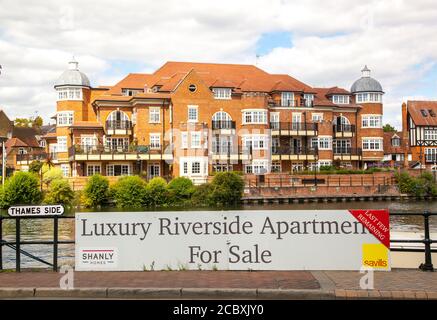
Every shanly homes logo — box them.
[78,248,118,268]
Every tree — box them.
[111,176,147,208]
[1,172,42,207]
[14,118,32,127]
[209,172,244,206]
[383,124,396,132]
[14,116,43,129]
[83,174,110,207]
[44,179,75,205]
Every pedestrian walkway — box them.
[0,269,436,299]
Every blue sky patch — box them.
[256,31,293,56]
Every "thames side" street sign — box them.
[8,205,64,217]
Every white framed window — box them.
[242,135,268,150]
[57,87,82,101]
[213,164,232,172]
[244,160,269,174]
[392,137,401,147]
[105,137,129,150]
[311,137,332,150]
[304,94,314,107]
[362,115,382,128]
[424,130,437,141]
[212,88,232,99]
[362,138,383,151]
[149,107,160,123]
[281,92,295,107]
[242,110,267,124]
[39,139,46,148]
[148,163,160,178]
[107,164,131,176]
[188,105,198,122]
[271,161,281,173]
[183,162,188,174]
[81,135,97,146]
[57,136,67,152]
[57,111,74,126]
[181,132,188,149]
[60,164,70,177]
[150,134,161,149]
[356,93,383,103]
[180,157,208,177]
[191,161,201,174]
[87,164,101,176]
[191,132,201,149]
[332,95,350,104]
[425,148,437,162]
[312,113,323,122]
[122,89,142,96]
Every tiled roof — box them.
[326,86,350,95]
[10,127,41,148]
[407,100,437,126]
[383,131,406,154]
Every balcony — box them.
[16,152,48,165]
[270,122,318,136]
[333,147,362,161]
[69,144,173,161]
[105,120,132,135]
[211,120,236,131]
[270,99,314,108]
[333,124,356,138]
[271,146,318,161]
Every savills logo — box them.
[80,248,117,266]
[362,244,389,270]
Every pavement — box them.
[0,269,436,299]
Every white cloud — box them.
[0,0,436,128]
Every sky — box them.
[1,0,437,129]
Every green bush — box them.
[42,166,63,187]
[395,172,437,197]
[1,172,42,207]
[0,187,6,209]
[167,177,195,205]
[83,174,110,207]
[44,179,75,205]
[111,176,147,208]
[145,177,168,206]
[29,160,43,174]
[191,183,212,207]
[209,172,244,206]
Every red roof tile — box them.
[407,100,437,126]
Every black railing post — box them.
[16,217,21,272]
[53,216,59,272]
[420,211,434,271]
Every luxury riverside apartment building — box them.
[46,60,385,183]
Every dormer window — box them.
[332,95,350,104]
[56,87,82,101]
[212,88,232,100]
[304,94,314,107]
[281,92,295,107]
[391,137,401,147]
[122,89,142,96]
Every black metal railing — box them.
[333,124,356,133]
[69,144,169,156]
[212,120,236,130]
[271,99,314,108]
[105,120,132,131]
[270,122,318,132]
[16,153,48,163]
[333,147,362,156]
[272,146,318,156]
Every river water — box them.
[1,200,436,269]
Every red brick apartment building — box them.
[402,100,437,169]
[47,60,384,183]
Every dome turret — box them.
[55,58,90,88]
[350,65,383,93]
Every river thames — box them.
[1,200,436,269]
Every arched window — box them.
[334,116,351,133]
[106,110,130,130]
[212,111,234,130]
[335,116,350,126]
[212,111,232,122]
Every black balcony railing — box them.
[333,124,356,133]
[212,120,236,130]
[272,146,318,156]
[333,147,362,156]
[271,99,314,108]
[69,144,170,156]
[270,122,318,132]
[105,120,132,131]
[16,153,47,163]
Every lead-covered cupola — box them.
[350,66,384,103]
[55,58,90,101]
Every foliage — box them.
[208,172,244,206]
[190,183,212,207]
[395,171,437,197]
[383,123,397,132]
[44,179,75,205]
[14,116,43,129]
[29,160,43,174]
[111,176,147,208]
[166,177,195,205]
[83,174,110,207]
[42,165,63,187]
[145,177,168,206]
[0,172,41,207]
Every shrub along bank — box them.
[0,171,245,209]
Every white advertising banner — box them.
[75,210,391,271]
